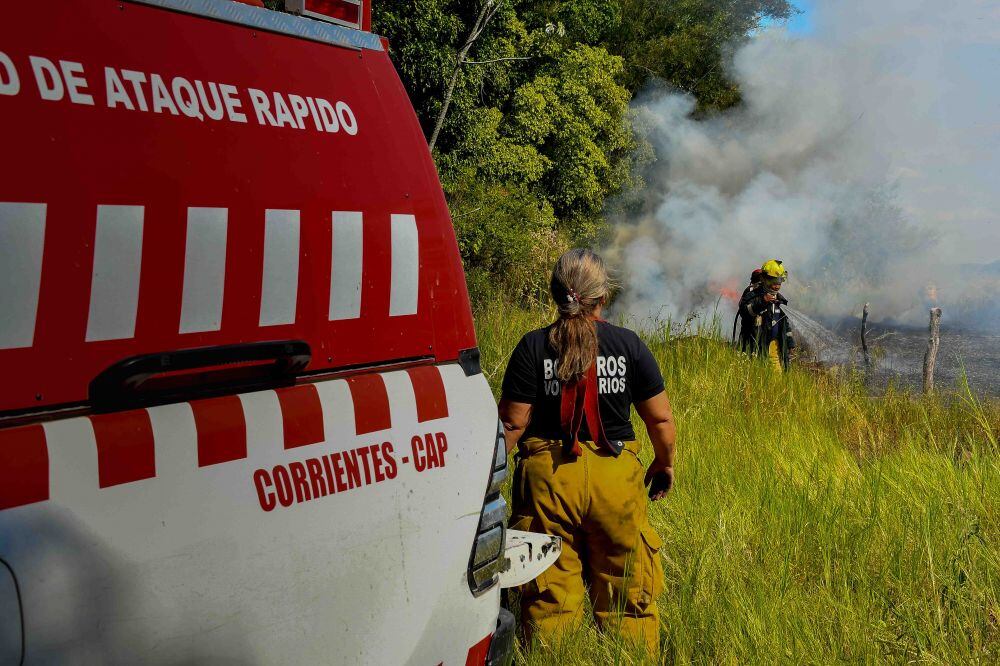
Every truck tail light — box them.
[284,0,371,31]
[468,420,508,594]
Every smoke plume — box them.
[608,0,1000,332]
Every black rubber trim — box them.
[0,558,24,666]
[486,607,515,666]
[0,353,443,426]
[88,340,310,412]
[458,347,482,376]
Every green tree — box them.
[609,0,796,111]
[520,0,623,46]
[373,1,524,149]
[376,1,639,296]
[372,0,795,299]
[444,43,637,234]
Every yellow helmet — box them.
[761,259,787,281]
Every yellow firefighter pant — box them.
[510,437,664,655]
[768,339,783,373]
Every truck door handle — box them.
[89,340,311,411]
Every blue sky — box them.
[785,1,814,35]
[762,1,814,35]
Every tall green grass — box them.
[475,303,1000,664]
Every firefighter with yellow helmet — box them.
[737,259,795,371]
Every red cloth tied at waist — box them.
[559,362,617,457]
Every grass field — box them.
[474,303,1000,665]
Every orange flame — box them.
[715,279,742,303]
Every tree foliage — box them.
[610,0,795,111]
[373,0,794,298]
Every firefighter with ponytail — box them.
[499,249,676,655]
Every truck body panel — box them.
[0,0,476,413]
[1,365,498,664]
[0,2,512,663]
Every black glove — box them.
[645,462,674,500]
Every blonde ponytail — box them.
[548,249,612,382]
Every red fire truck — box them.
[0,1,557,662]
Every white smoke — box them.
[608,0,1000,332]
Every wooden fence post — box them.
[861,303,871,371]
[922,307,942,394]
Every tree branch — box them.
[464,56,534,65]
[428,0,503,153]
[631,62,694,96]
[450,206,484,219]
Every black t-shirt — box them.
[501,321,665,441]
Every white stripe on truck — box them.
[43,417,101,504]
[259,209,300,327]
[0,202,46,349]
[238,388,285,460]
[329,211,364,321]
[3,204,426,348]
[389,213,419,317]
[85,205,145,342]
[179,207,228,334]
